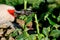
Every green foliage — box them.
[19,15,27,20]
[42,27,50,36]
[47,18,56,25]
[52,38,56,40]
[50,30,60,38]
[41,37,50,40]
[44,12,50,20]
[10,29,21,37]
[27,0,44,8]
[26,13,34,24]
[5,0,24,6]
[52,14,56,19]
[16,31,29,40]
[0,0,60,40]
[16,34,37,40]
[0,0,44,8]
[48,4,57,9]
[57,15,60,22]
[18,13,34,25]
[47,0,55,3]
[0,0,5,4]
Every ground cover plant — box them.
[0,0,60,40]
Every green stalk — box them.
[24,25,29,37]
[35,14,40,40]
[35,14,39,34]
[24,0,27,10]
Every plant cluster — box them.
[0,0,60,40]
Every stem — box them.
[24,25,29,37]
[35,14,39,34]
[24,0,27,10]
[35,14,40,40]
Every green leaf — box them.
[45,37,50,40]
[28,34,36,40]
[52,14,56,19]
[43,27,50,36]
[27,0,44,8]
[16,31,29,40]
[5,0,17,6]
[3,0,24,6]
[44,12,50,20]
[55,0,60,5]
[38,34,44,40]
[10,29,18,37]
[47,0,55,3]
[18,0,24,4]
[41,37,50,40]
[1,0,44,8]
[26,13,34,25]
[48,4,57,9]
[26,17,32,25]
[19,15,27,20]
[57,15,60,22]
[50,30,60,38]
[52,38,56,40]
[53,24,60,29]
[47,18,56,25]
[16,34,24,40]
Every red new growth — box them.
[8,10,15,17]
